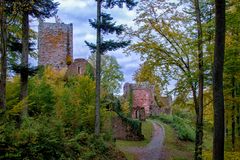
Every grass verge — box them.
[115,120,154,159]
[152,115,195,142]
[116,120,153,148]
[154,120,194,160]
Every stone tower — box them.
[38,20,73,69]
[123,82,172,120]
[124,83,156,120]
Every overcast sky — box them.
[34,0,142,89]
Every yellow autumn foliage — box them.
[42,66,67,85]
[9,98,27,115]
[121,99,131,115]
[66,54,72,65]
[203,151,240,160]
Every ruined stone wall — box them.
[38,22,73,69]
[124,82,172,120]
[124,83,156,119]
[123,83,155,96]
[131,89,153,118]
[66,58,89,76]
[112,116,144,141]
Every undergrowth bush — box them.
[172,116,195,141]
[114,97,142,137]
[153,114,195,142]
[118,112,142,134]
[203,151,240,160]
[0,67,125,160]
[155,114,174,124]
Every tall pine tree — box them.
[13,0,58,115]
[0,0,7,111]
[85,0,137,135]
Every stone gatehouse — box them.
[123,83,172,120]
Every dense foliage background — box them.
[0,67,125,159]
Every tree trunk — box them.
[0,0,7,111]
[237,82,240,136]
[95,0,102,136]
[191,84,198,114]
[213,0,225,159]
[237,104,240,136]
[231,76,235,150]
[194,0,204,159]
[225,113,228,137]
[236,82,240,136]
[20,11,29,115]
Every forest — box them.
[0,0,239,160]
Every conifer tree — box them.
[0,0,35,111]
[0,0,7,111]
[13,0,58,114]
[85,0,137,135]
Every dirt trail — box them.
[121,121,165,160]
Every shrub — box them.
[28,77,56,116]
[6,76,20,108]
[1,67,124,160]
[155,114,174,124]
[153,114,195,142]
[172,116,195,141]
[203,151,240,160]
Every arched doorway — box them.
[135,107,145,121]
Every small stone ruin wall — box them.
[66,58,91,77]
[112,116,144,141]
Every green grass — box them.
[225,137,240,151]
[153,116,214,160]
[116,120,154,148]
[115,116,215,160]
[203,151,240,160]
[152,115,195,142]
[154,120,194,160]
[203,137,240,160]
[122,152,135,160]
[115,120,153,159]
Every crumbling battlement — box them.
[124,82,155,96]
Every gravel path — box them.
[121,121,165,160]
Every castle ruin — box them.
[38,20,94,77]
[38,20,73,69]
[66,58,94,77]
[124,83,172,120]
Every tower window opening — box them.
[78,65,81,74]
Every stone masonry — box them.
[124,83,172,120]
[38,21,73,69]
[66,58,94,77]
[124,83,156,120]
[112,116,144,141]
